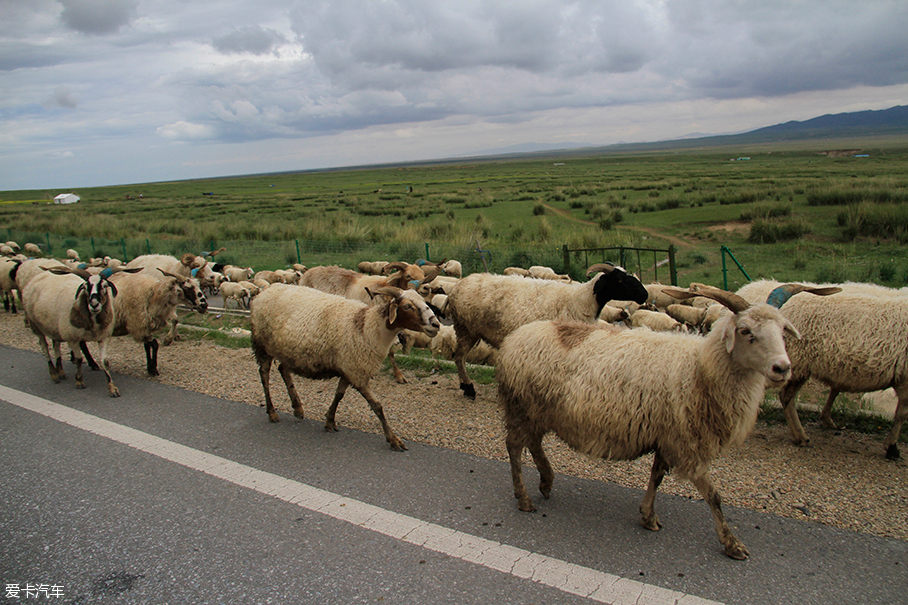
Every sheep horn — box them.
[180,253,196,267]
[586,262,615,277]
[418,266,441,286]
[662,285,751,314]
[366,286,402,300]
[766,284,843,308]
[382,261,409,275]
[158,268,187,282]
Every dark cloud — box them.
[58,0,139,35]
[212,25,287,56]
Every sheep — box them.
[1,258,21,313]
[124,254,215,344]
[274,269,302,284]
[629,308,688,332]
[446,263,648,398]
[0,245,14,257]
[357,260,389,275]
[219,281,252,309]
[237,280,262,298]
[439,259,462,278]
[23,266,126,396]
[4,241,20,254]
[736,279,907,458]
[66,249,80,262]
[528,265,571,281]
[253,270,284,284]
[428,325,497,366]
[223,265,254,283]
[644,282,688,309]
[24,243,42,257]
[299,264,440,383]
[291,263,307,274]
[598,304,629,324]
[250,284,441,451]
[109,269,209,376]
[503,267,530,277]
[665,304,708,332]
[496,285,803,559]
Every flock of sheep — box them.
[3,240,907,560]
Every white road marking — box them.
[0,385,723,605]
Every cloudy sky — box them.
[2,0,908,190]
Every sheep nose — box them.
[772,361,791,378]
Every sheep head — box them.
[159,268,208,313]
[366,286,441,337]
[589,264,648,314]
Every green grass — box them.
[3,137,908,285]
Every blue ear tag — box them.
[191,268,199,277]
[409,280,419,287]
[77,263,88,270]
[766,286,793,309]
[100,268,113,279]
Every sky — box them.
[2,0,908,191]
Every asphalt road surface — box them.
[1,344,906,605]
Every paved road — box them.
[0,344,906,605]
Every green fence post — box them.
[668,245,677,285]
[295,240,301,264]
[146,239,151,255]
[721,246,729,290]
[562,244,570,274]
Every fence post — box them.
[145,239,151,255]
[295,240,301,264]
[668,245,677,285]
[425,243,430,263]
[562,244,570,274]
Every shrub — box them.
[748,218,811,243]
[533,203,546,216]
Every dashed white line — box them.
[0,385,723,605]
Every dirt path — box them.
[542,203,696,249]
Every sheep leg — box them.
[78,341,100,371]
[68,341,86,390]
[505,430,535,512]
[452,331,479,398]
[689,472,748,560]
[256,355,280,423]
[163,319,179,346]
[324,378,349,433]
[640,452,670,531]
[36,334,64,382]
[819,388,840,430]
[144,338,159,376]
[387,351,407,384]
[779,376,810,446]
[355,383,407,452]
[526,433,554,499]
[95,340,119,397]
[277,362,305,419]
[884,388,908,460]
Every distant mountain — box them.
[467,105,908,160]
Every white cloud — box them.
[156,121,215,141]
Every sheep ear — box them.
[783,318,801,340]
[388,300,398,324]
[722,315,737,353]
[107,281,118,298]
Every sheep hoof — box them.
[389,438,407,452]
[724,540,749,560]
[886,444,901,460]
[793,437,811,448]
[293,409,305,420]
[268,412,280,423]
[517,498,536,513]
[641,513,662,531]
[75,381,86,390]
[324,421,339,432]
[108,386,120,398]
[460,383,476,399]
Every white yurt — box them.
[54,193,80,204]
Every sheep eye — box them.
[740,328,752,337]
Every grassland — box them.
[2,136,908,288]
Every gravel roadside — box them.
[2,310,906,542]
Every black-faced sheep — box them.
[1,258,21,313]
[23,266,125,396]
[109,269,208,376]
[250,284,441,451]
[496,285,801,559]
[446,263,648,398]
[736,279,905,458]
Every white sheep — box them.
[528,265,571,281]
[439,259,462,278]
[598,304,629,324]
[665,303,708,332]
[23,266,125,396]
[497,285,802,559]
[629,308,688,332]
[108,269,208,376]
[24,243,42,257]
[0,245,14,257]
[219,281,252,309]
[66,249,80,262]
[357,260,390,275]
[126,253,219,287]
[503,267,530,277]
[736,279,906,458]
[253,270,285,284]
[446,263,648,398]
[223,265,254,283]
[250,284,441,451]
[644,282,688,309]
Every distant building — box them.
[54,193,80,204]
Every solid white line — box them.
[0,385,723,605]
